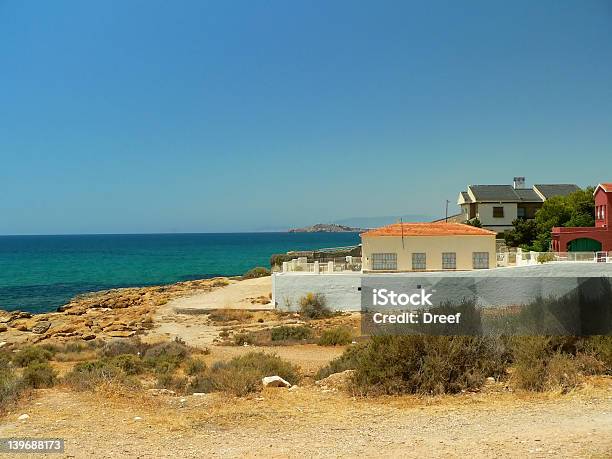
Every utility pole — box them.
[445,200,450,222]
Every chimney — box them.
[513,177,525,189]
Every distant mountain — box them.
[332,214,434,229]
[288,223,364,233]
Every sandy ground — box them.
[1,379,611,458]
[166,277,273,312]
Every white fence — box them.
[278,256,362,273]
[497,249,611,267]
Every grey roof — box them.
[468,185,542,202]
[533,184,580,199]
[514,188,541,201]
[460,191,472,203]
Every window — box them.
[493,206,504,218]
[472,252,489,269]
[371,253,397,270]
[442,252,456,270]
[517,207,526,218]
[412,252,426,270]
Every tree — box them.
[504,218,538,248]
[504,187,595,251]
[466,218,482,228]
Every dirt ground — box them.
[1,378,611,458]
[2,277,612,458]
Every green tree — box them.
[505,187,594,251]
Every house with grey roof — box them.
[457,178,579,232]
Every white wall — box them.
[272,273,362,311]
[477,202,517,229]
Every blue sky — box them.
[1,0,611,234]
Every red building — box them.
[551,183,612,253]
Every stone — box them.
[0,325,7,332]
[18,414,29,421]
[315,370,355,391]
[147,389,176,396]
[82,334,96,341]
[262,376,291,388]
[288,385,299,391]
[0,342,7,348]
[192,393,208,396]
[31,321,51,334]
[133,416,143,421]
[108,330,136,338]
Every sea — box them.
[0,233,360,314]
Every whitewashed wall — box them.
[272,273,362,311]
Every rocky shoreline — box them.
[0,277,230,347]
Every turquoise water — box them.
[0,233,360,313]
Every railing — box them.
[278,256,362,273]
[500,250,612,267]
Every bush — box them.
[198,352,300,396]
[107,354,145,375]
[101,338,147,358]
[13,346,53,367]
[546,353,580,392]
[242,267,270,279]
[299,293,332,319]
[208,309,253,323]
[0,366,23,412]
[144,338,189,373]
[319,336,507,395]
[156,374,189,394]
[270,325,313,342]
[22,362,57,389]
[63,360,138,391]
[537,252,555,264]
[185,358,207,376]
[318,327,353,346]
[315,345,363,380]
[233,332,257,346]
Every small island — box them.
[288,223,366,233]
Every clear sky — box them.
[1,0,611,234]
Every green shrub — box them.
[271,325,313,342]
[101,338,147,357]
[185,358,207,376]
[156,374,189,394]
[318,327,353,346]
[107,354,145,375]
[22,362,57,389]
[299,293,332,319]
[537,252,555,264]
[13,346,53,367]
[199,352,300,396]
[321,336,507,395]
[63,360,137,391]
[242,267,271,279]
[144,338,189,373]
[0,366,23,412]
[233,332,257,346]
[315,345,363,380]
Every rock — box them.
[82,334,96,340]
[262,376,291,388]
[180,398,187,403]
[288,385,299,391]
[315,370,356,391]
[133,416,142,421]
[0,342,7,348]
[147,389,176,396]
[18,414,29,421]
[31,321,51,334]
[108,330,136,338]
[486,377,496,384]
[192,393,208,396]
[0,325,7,332]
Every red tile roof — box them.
[597,183,612,192]
[361,222,497,237]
